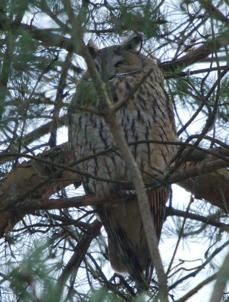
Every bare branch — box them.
[169,240,229,290]
[177,273,217,302]
[199,0,229,24]
[58,220,102,295]
[161,30,229,71]
[166,207,229,231]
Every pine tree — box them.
[0,1,228,301]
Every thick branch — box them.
[178,167,229,212]
[20,196,229,232]
[171,147,229,211]
[0,143,78,236]
[21,194,136,213]
[0,144,77,210]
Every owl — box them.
[68,34,177,286]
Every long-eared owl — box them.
[68,34,177,283]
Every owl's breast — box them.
[69,69,177,194]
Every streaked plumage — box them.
[68,34,177,284]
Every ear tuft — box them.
[87,40,99,57]
[122,32,143,51]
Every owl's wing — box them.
[96,187,168,287]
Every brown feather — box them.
[68,35,178,285]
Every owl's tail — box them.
[96,188,168,287]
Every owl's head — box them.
[86,33,154,81]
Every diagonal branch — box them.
[58,220,102,295]
[62,1,169,289]
[103,110,169,298]
[177,273,217,302]
[160,30,229,71]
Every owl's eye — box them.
[114,60,124,68]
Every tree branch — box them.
[176,273,217,302]
[26,195,102,211]
[0,18,228,73]
[199,0,229,25]
[0,144,77,236]
[209,252,229,302]
[177,167,229,212]
[160,30,229,71]
[166,207,228,231]
[0,142,228,237]
[58,220,102,296]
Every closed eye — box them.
[114,60,124,68]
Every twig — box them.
[166,196,194,276]
[58,220,101,296]
[199,0,229,25]
[166,207,229,231]
[160,29,229,71]
[176,273,217,302]
[165,65,228,79]
[169,240,229,290]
